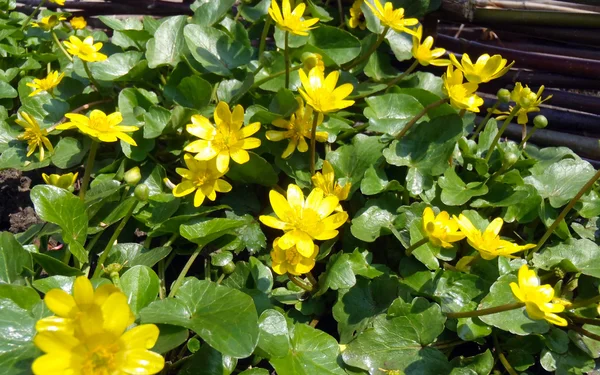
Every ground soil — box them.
[0,169,43,233]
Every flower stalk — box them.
[484,104,521,162]
[259,17,271,57]
[470,100,500,140]
[51,31,73,62]
[288,274,313,292]
[405,237,429,256]
[284,31,290,89]
[82,61,102,91]
[309,113,320,175]
[445,302,525,319]
[343,26,390,71]
[252,65,302,89]
[79,140,98,200]
[395,97,449,140]
[168,246,204,298]
[20,0,46,31]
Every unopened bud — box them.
[124,166,142,186]
[497,89,511,103]
[533,115,548,129]
[222,261,236,275]
[134,184,149,201]
[520,97,532,108]
[503,151,519,167]
[302,52,324,73]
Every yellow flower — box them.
[184,101,261,173]
[42,172,78,189]
[442,65,484,113]
[32,277,164,375]
[311,160,351,210]
[302,52,325,73]
[49,0,65,5]
[270,237,318,275]
[412,25,450,67]
[70,16,87,30]
[422,207,465,248]
[269,0,320,36]
[364,0,419,36]
[449,53,514,84]
[510,265,568,326]
[267,97,328,159]
[454,214,535,260]
[57,110,139,146]
[63,35,107,62]
[298,67,355,114]
[32,15,66,31]
[15,112,54,161]
[26,71,64,97]
[349,0,367,30]
[494,83,552,125]
[172,154,232,207]
[259,184,348,256]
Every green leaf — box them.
[333,276,399,343]
[140,278,258,358]
[360,165,404,195]
[180,217,246,246]
[180,343,237,375]
[257,309,290,359]
[30,185,88,263]
[249,257,273,293]
[270,324,346,375]
[386,30,413,62]
[146,15,188,69]
[438,168,489,206]
[524,158,595,208]
[81,51,146,81]
[32,253,84,277]
[317,252,357,293]
[450,350,494,375]
[0,232,32,284]
[152,324,189,354]
[51,137,87,169]
[342,298,450,374]
[184,24,252,76]
[540,346,594,375]
[143,106,172,139]
[350,197,398,242]
[192,0,236,25]
[478,274,549,335]
[364,93,424,135]
[176,76,212,110]
[269,88,298,117]
[121,265,160,316]
[106,243,171,268]
[227,152,278,187]
[0,299,39,375]
[327,134,385,194]
[32,275,75,294]
[307,26,361,66]
[533,238,600,278]
[239,369,269,375]
[0,284,40,311]
[0,80,17,99]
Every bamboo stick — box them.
[474,0,600,14]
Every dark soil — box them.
[0,169,43,233]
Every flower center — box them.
[212,128,239,151]
[79,43,96,55]
[82,345,119,375]
[290,208,320,235]
[89,118,112,132]
[285,247,302,265]
[449,85,468,100]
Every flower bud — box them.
[302,52,324,73]
[497,88,511,103]
[533,115,548,129]
[134,183,149,201]
[124,166,142,186]
[222,261,236,275]
[503,151,519,167]
[520,97,532,108]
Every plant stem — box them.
[395,98,449,140]
[569,324,600,342]
[259,17,271,57]
[309,113,320,175]
[158,259,166,299]
[569,294,600,309]
[470,100,500,140]
[284,31,290,89]
[528,168,600,259]
[168,246,203,298]
[82,61,102,91]
[343,26,390,71]
[350,60,420,100]
[518,127,538,148]
[405,237,429,256]
[493,332,519,375]
[484,104,521,162]
[336,123,369,141]
[51,31,73,62]
[92,201,137,277]
[288,274,313,292]
[20,0,46,31]
[307,272,318,287]
[252,65,302,89]
[445,302,525,319]
[79,140,98,200]
[567,315,600,327]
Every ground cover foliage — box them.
[1,0,600,374]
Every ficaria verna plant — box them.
[1,0,600,374]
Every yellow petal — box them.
[119,324,160,350]
[117,348,165,375]
[230,148,250,165]
[269,189,292,220]
[286,184,305,210]
[72,276,94,306]
[32,353,75,375]
[44,289,76,317]
[101,292,132,337]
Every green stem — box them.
[528,168,600,259]
[395,98,449,140]
[79,140,98,200]
[350,60,420,100]
[20,0,46,31]
[82,61,102,91]
[61,249,71,265]
[518,127,537,148]
[288,274,313,292]
[92,201,136,277]
[307,272,318,287]
[259,17,271,57]
[252,65,302,89]
[216,273,225,285]
[493,332,519,375]
[484,104,521,162]
[470,100,500,140]
[343,26,390,71]
[569,324,600,342]
[284,31,290,89]
[168,246,203,298]
[445,302,525,319]
[309,112,320,175]
[51,31,73,62]
[405,237,429,256]
[158,259,166,299]
[569,294,600,309]
[337,123,369,141]
[567,315,600,327]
